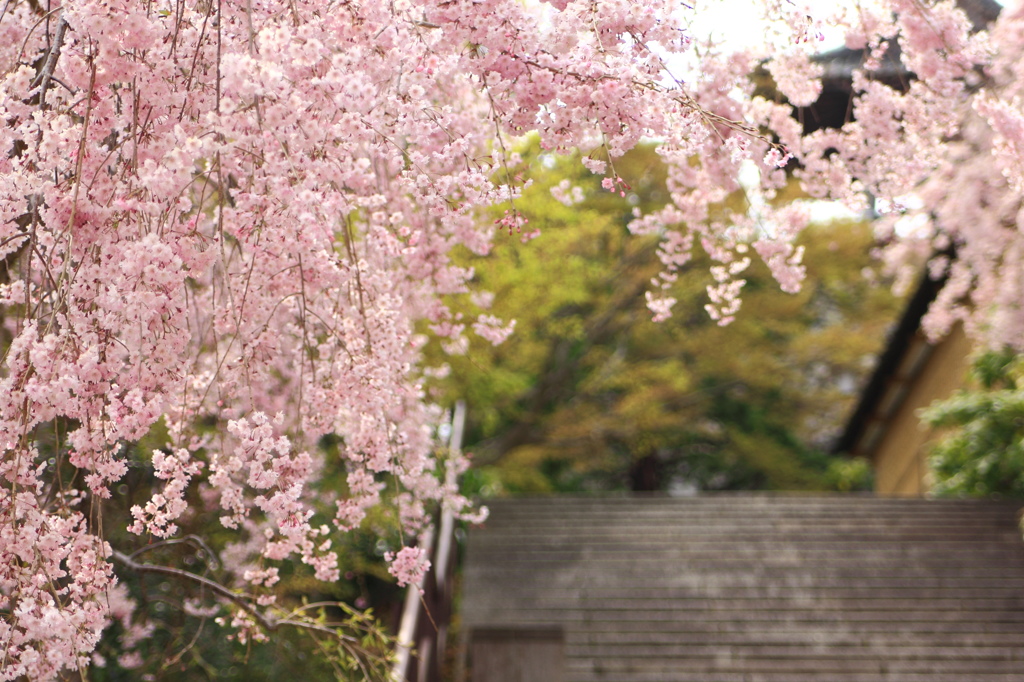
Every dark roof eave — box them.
[832,271,946,456]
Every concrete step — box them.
[461,495,1024,681]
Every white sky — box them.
[685,0,844,52]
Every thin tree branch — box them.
[32,11,69,109]
[110,549,357,641]
[127,534,221,570]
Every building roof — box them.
[832,272,945,458]
[462,494,1024,681]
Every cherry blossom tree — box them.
[0,0,1019,677]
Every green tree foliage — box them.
[925,350,1024,498]
[433,143,894,495]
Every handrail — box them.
[391,401,466,682]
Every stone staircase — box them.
[460,495,1024,682]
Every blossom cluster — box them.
[864,5,1024,349]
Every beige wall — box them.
[872,324,972,496]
